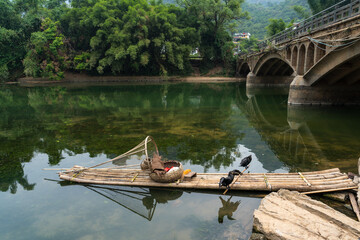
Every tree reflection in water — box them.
[0,83,245,193]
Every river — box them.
[0,82,358,239]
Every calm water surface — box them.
[0,82,359,240]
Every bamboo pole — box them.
[301,186,358,195]
[349,192,360,221]
[197,168,340,175]
[43,168,70,171]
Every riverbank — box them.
[16,72,245,86]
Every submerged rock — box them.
[253,189,360,240]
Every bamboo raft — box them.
[59,166,357,193]
[57,136,357,194]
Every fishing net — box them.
[66,136,183,183]
[84,136,159,170]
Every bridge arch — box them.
[315,43,326,62]
[297,44,306,75]
[238,62,251,77]
[286,47,291,60]
[253,53,294,77]
[304,40,360,86]
[291,46,298,69]
[305,42,315,72]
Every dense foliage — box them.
[0,0,249,80]
[177,0,248,63]
[266,18,294,37]
[24,18,68,80]
[307,0,339,14]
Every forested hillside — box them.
[241,0,310,39]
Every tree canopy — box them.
[0,0,252,80]
[177,0,248,62]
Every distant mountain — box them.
[240,0,310,39]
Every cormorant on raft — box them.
[240,155,252,169]
[219,170,241,189]
[219,155,253,190]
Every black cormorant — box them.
[219,170,241,189]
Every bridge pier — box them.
[288,76,360,105]
[246,72,294,88]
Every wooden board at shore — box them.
[58,166,357,193]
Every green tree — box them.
[0,0,68,81]
[0,0,24,81]
[239,35,259,53]
[23,18,68,80]
[292,5,311,19]
[266,19,286,37]
[307,0,339,14]
[266,18,294,37]
[66,0,196,75]
[178,0,249,63]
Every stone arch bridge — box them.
[237,0,360,105]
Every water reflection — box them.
[0,84,245,193]
[1,82,358,239]
[218,196,240,223]
[238,85,360,173]
[65,183,259,240]
[84,185,183,221]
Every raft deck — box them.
[58,166,357,193]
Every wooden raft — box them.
[58,167,357,192]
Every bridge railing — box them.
[244,0,360,54]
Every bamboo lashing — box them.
[298,172,312,186]
[264,174,272,190]
[131,173,139,183]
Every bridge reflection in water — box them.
[236,84,360,173]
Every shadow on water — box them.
[50,177,264,225]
